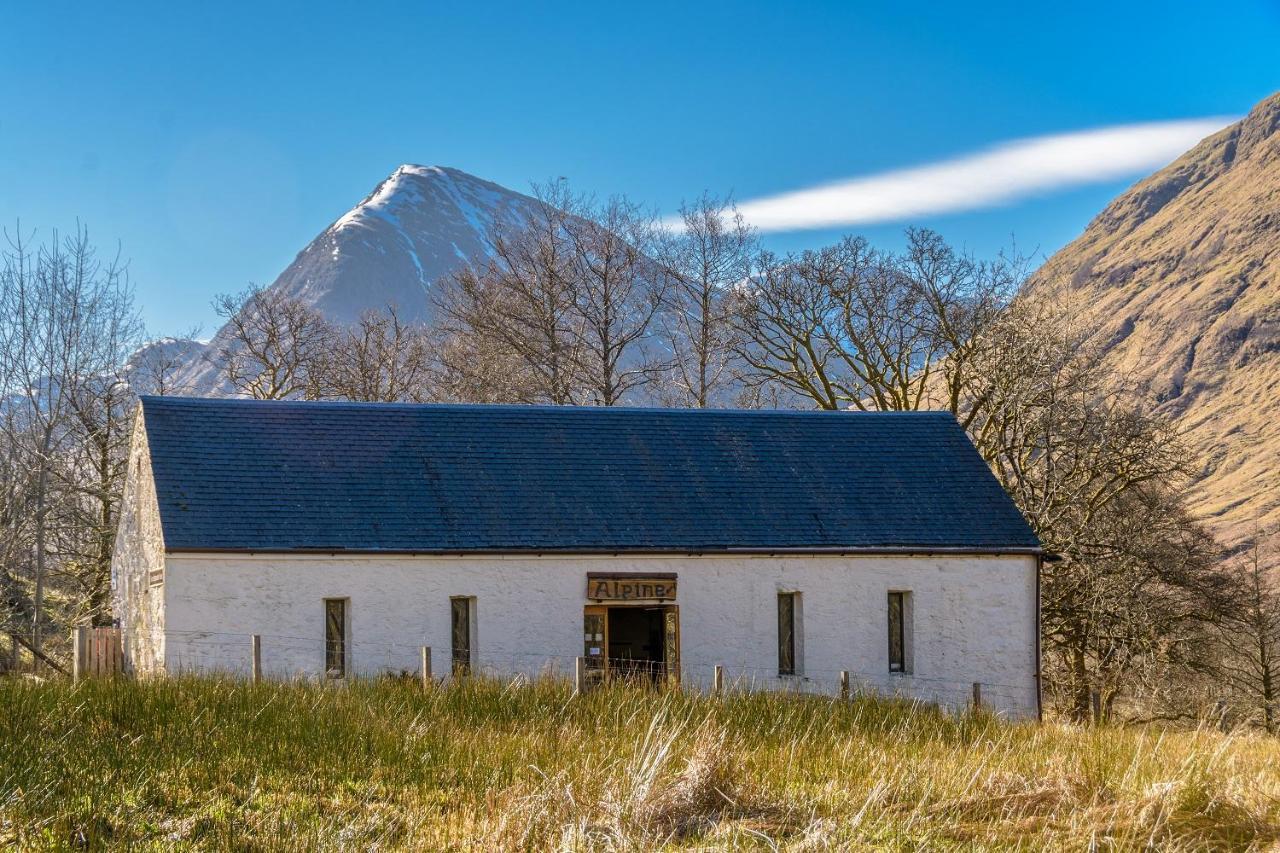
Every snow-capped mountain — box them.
[267,165,544,326]
[174,165,545,394]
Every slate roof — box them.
[138,396,1040,554]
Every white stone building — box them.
[113,397,1044,717]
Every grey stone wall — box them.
[110,410,166,674]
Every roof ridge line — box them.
[138,396,957,417]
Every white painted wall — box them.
[157,552,1039,718]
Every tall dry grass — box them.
[2,675,1278,850]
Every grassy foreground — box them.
[2,677,1279,851]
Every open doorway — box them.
[607,606,666,681]
[583,604,679,685]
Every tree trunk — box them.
[1261,636,1275,734]
[1070,640,1092,722]
[31,443,50,673]
[90,407,115,626]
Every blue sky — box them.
[1,1,1277,335]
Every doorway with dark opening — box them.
[607,606,666,683]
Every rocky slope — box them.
[1027,92,1280,551]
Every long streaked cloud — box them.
[729,117,1234,233]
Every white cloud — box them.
[728,118,1234,233]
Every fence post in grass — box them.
[574,656,586,695]
[713,665,724,695]
[72,625,89,682]
[420,646,432,688]
[1090,689,1102,724]
[251,634,261,684]
[971,682,982,711]
[839,670,850,701]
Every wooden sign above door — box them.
[586,573,677,602]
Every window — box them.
[451,596,475,676]
[777,592,798,676]
[324,598,347,678]
[888,591,908,673]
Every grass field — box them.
[2,676,1279,850]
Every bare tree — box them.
[904,229,1026,424]
[733,239,876,410]
[58,372,137,626]
[314,307,433,402]
[0,400,36,670]
[734,229,1019,415]
[565,195,669,405]
[0,224,140,666]
[130,329,204,396]
[437,182,668,406]
[657,195,755,407]
[1211,533,1280,731]
[965,297,1187,551]
[425,326,540,404]
[212,284,332,399]
[963,295,1226,719]
[1047,485,1225,721]
[435,182,584,405]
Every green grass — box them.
[2,676,1279,850]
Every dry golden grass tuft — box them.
[3,675,1280,850]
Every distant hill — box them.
[1027,92,1280,551]
[174,165,544,394]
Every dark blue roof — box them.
[139,397,1040,553]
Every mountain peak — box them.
[313,165,540,316]
[332,164,520,237]
[393,163,461,178]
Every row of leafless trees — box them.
[3,198,1278,729]
[210,289,434,403]
[0,226,142,674]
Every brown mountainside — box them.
[1027,92,1280,551]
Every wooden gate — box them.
[72,626,124,680]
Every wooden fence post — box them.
[421,646,432,688]
[1090,689,1102,724]
[971,682,982,710]
[72,626,89,683]
[713,665,724,695]
[839,670,850,701]
[574,656,586,695]
[251,635,261,684]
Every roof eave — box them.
[164,544,1044,557]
